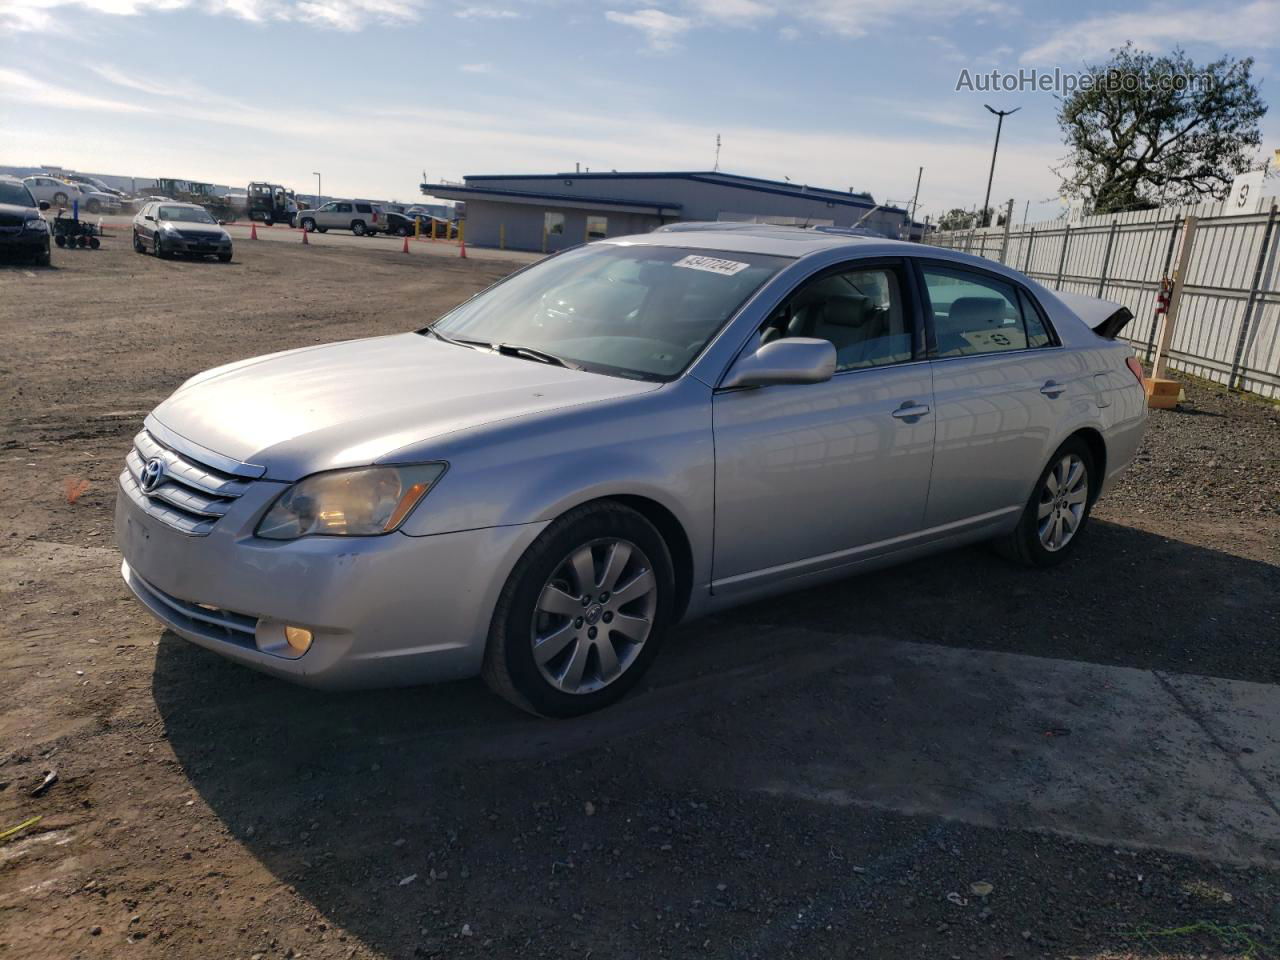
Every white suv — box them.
[296,200,383,236]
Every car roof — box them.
[0,174,25,185]
[602,223,917,259]
[151,201,205,210]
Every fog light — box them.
[285,625,313,654]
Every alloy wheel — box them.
[530,538,657,695]
[1037,453,1088,552]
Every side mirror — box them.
[218,219,227,226]
[144,215,155,221]
[38,200,50,211]
[721,337,836,390]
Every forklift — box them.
[247,182,298,227]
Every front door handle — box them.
[1040,380,1067,398]
[891,401,931,420]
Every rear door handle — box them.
[891,401,931,420]
[1040,380,1067,398]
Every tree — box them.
[1055,44,1266,213]
[937,207,987,230]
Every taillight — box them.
[1125,356,1145,385]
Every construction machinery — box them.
[247,182,298,227]
[153,179,235,222]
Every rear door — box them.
[915,260,1087,529]
[712,258,936,593]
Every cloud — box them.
[785,0,1011,38]
[605,8,694,51]
[1020,0,1280,63]
[460,62,494,73]
[0,0,425,31]
[453,4,522,18]
[0,68,154,113]
[684,0,775,21]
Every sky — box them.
[1,0,1278,223]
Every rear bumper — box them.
[115,482,547,689]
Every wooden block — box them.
[1145,377,1181,409]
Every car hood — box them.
[165,221,224,234]
[0,201,38,220]
[150,333,659,480]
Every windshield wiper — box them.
[424,328,490,350]
[494,343,581,370]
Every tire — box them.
[133,232,145,253]
[86,199,101,214]
[89,236,100,249]
[54,235,66,248]
[153,235,169,259]
[53,191,68,207]
[351,220,367,236]
[482,501,675,717]
[217,251,232,263]
[34,247,50,267]
[300,217,316,233]
[997,436,1097,568]
[264,217,274,227]
[397,225,410,237]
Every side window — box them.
[1018,289,1055,348]
[761,265,913,371]
[921,266,1030,357]
[355,203,372,213]
[320,202,337,212]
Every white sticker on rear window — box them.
[672,254,751,276]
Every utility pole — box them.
[714,134,722,172]
[910,166,923,222]
[312,171,321,207]
[981,104,1019,227]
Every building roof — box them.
[422,170,902,215]
[419,182,682,216]
[602,223,916,258]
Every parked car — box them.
[0,175,51,265]
[132,201,232,261]
[382,211,420,236]
[296,200,382,236]
[22,175,121,214]
[115,227,1147,716]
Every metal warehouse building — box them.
[420,171,911,252]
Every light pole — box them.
[312,172,321,207]
[981,105,1019,227]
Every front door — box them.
[712,259,935,594]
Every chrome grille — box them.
[180,230,221,242]
[120,429,252,535]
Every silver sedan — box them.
[115,226,1147,716]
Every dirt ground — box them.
[1,239,1278,960]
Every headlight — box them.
[160,222,179,233]
[256,463,447,540]
[23,218,48,233]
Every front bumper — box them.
[116,482,547,689]
[0,229,49,258]
[163,234,232,256]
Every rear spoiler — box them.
[1053,290,1134,339]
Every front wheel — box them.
[483,501,675,717]
[299,217,316,233]
[997,437,1096,567]
[133,231,145,253]
[217,251,232,262]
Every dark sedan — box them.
[133,201,233,261]
[0,176,52,266]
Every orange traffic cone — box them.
[301,226,309,245]
[250,222,258,240]
[459,236,466,259]
[402,234,410,254]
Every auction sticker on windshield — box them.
[672,255,751,276]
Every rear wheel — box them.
[53,191,68,207]
[351,220,367,236]
[483,501,674,717]
[997,437,1096,567]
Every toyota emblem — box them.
[140,457,167,494]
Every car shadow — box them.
[151,520,1279,957]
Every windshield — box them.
[428,244,789,380]
[0,182,35,206]
[158,205,216,224]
